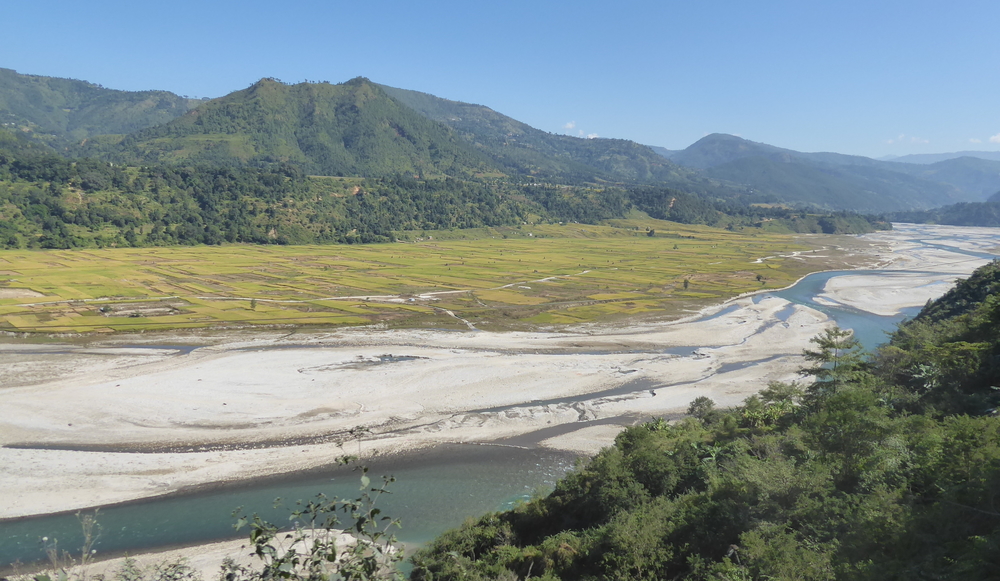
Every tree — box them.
[226,461,404,581]
[687,396,716,420]
[800,326,865,390]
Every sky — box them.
[2,0,998,158]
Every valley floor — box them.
[0,224,995,528]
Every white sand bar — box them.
[0,224,995,520]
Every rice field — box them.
[0,221,845,333]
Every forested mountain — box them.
[890,200,1000,227]
[411,260,1000,581]
[661,133,881,170]
[379,84,690,184]
[81,78,498,178]
[3,68,993,214]
[658,134,990,211]
[704,155,964,213]
[891,156,1000,199]
[0,68,198,149]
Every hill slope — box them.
[379,84,690,184]
[889,200,1000,227]
[0,67,198,147]
[891,156,1000,200]
[91,78,498,178]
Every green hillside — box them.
[890,201,1000,227]
[3,68,982,213]
[379,84,690,184]
[0,67,197,148]
[90,78,498,178]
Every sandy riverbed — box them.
[0,224,994,523]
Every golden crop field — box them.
[0,221,842,333]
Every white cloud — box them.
[990,133,1000,144]
[563,121,576,130]
[970,138,982,144]
[886,133,928,145]
[578,130,585,137]
[587,133,599,139]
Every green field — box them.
[0,221,846,334]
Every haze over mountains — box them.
[884,151,1000,164]
[2,68,999,214]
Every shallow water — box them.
[769,269,926,349]
[0,445,576,568]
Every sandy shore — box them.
[0,224,994,525]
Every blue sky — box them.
[3,0,998,157]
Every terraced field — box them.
[0,221,853,333]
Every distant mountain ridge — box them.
[655,133,1000,211]
[887,151,1000,164]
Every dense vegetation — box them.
[628,187,890,234]
[0,147,536,248]
[0,141,890,250]
[890,199,1000,227]
[410,261,1000,580]
[0,67,198,148]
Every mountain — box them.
[4,68,989,213]
[889,151,1000,164]
[0,68,198,148]
[378,84,690,184]
[88,77,497,178]
[890,156,1000,200]
[661,133,887,170]
[657,133,992,211]
[646,145,678,159]
[890,200,1000,227]
[711,156,961,212]
[990,190,1000,203]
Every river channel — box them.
[1,224,996,568]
